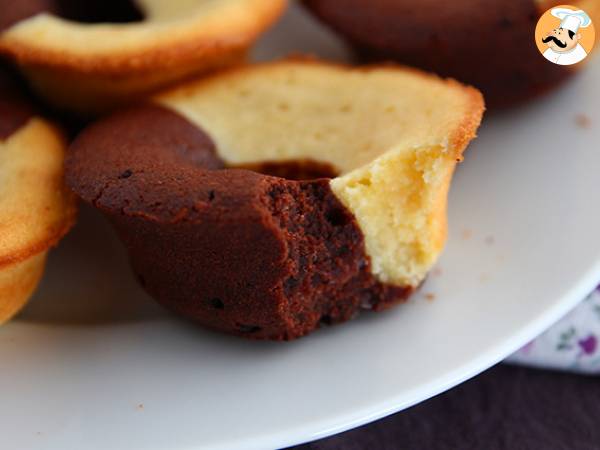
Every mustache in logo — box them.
[542,35,567,48]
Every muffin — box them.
[66,60,484,340]
[303,0,599,107]
[0,66,76,323]
[0,0,286,114]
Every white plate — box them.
[2,4,600,450]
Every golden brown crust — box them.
[0,0,286,112]
[0,116,75,323]
[0,118,77,268]
[0,205,75,269]
[428,81,482,256]
[186,55,485,162]
[20,46,249,113]
[0,0,286,75]
[445,80,485,162]
[0,252,47,323]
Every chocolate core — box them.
[66,104,412,340]
[0,0,143,31]
[235,160,339,181]
[0,65,35,140]
[53,0,144,24]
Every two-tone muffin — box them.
[66,61,483,339]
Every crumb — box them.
[425,293,436,302]
[479,273,490,282]
[484,235,495,245]
[36,432,42,436]
[137,403,144,410]
[432,267,443,277]
[461,228,473,240]
[575,114,591,129]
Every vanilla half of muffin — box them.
[67,61,484,339]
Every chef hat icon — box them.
[551,8,592,33]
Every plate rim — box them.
[244,262,600,450]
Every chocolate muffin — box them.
[0,0,286,114]
[303,0,599,107]
[0,65,76,323]
[66,60,484,340]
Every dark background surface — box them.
[289,364,599,450]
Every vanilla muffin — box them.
[0,67,76,323]
[66,60,483,340]
[303,0,599,107]
[0,0,286,114]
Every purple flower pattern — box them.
[507,287,600,374]
[578,335,597,356]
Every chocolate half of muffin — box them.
[302,0,598,107]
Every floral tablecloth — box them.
[507,285,600,374]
